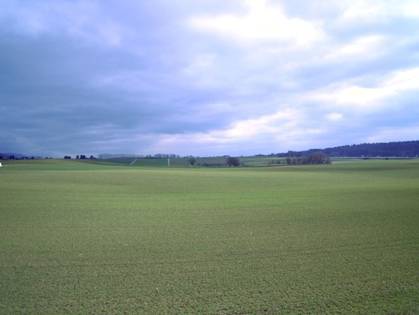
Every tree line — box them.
[286,152,331,165]
[64,155,96,160]
[277,141,419,158]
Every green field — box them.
[0,159,418,314]
[95,156,285,168]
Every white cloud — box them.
[307,67,419,110]
[324,35,387,61]
[340,0,387,22]
[164,107,301,145]
[218,107,301,140]
[148,107,329,155]
[188,0,325,47]
[326,112,343,122]
[338,0,419,23]
[402,2,419,17]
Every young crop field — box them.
[97,156,286,168]
[0,159,418,314]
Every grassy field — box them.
[0,159,418,314]
[97,156,285,167]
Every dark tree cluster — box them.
[226,157,240,167]
[0,154,37,160]
[188,157,196,166]
[74,155,96,160]
[320,141,419,157]
[286,152,331,165]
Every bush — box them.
[226,157,240,167]
[286,152,330,165]
[188,157,196,166]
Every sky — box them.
[1,0,419,156]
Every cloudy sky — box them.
[1,0,419,156]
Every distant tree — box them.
[286,156,300,165]
[188,157,196,166]
[270,159,282,165]
[305,152,330,164]
[80,155,86,159]
[286,152,330,165]
[226,156,240,167]
[64,156,72,159]
[9,155,15,160]
[76,155,80,159]
[89,155,96,160]
[279,141,419,158]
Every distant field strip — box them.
[129,158,138,166]
[0,159,418,314]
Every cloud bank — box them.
[1,0,418,156]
